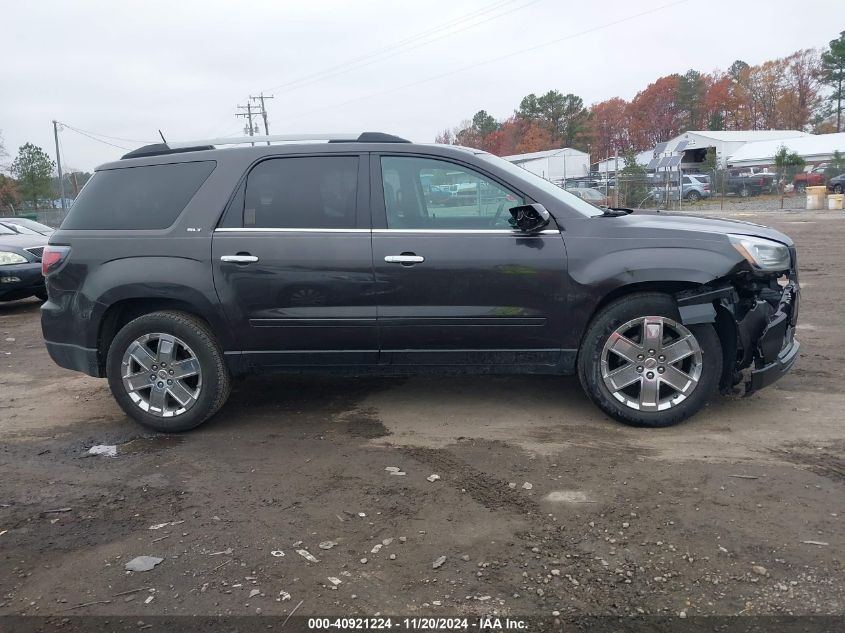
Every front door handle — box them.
[385,254,424,264]
[221,254,259,263]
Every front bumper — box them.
[0,262,44,300]
[745,281,800,394]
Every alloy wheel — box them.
[600,316,703,411]
[120,333,203,417]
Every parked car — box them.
[0,222,48,302]
[0,217,54,235]
[827,173,845,194]
[648,175,711,202]
[41,132,799,432]
[793,164,827,193]
[565,187,608,207]
[724,172,769,197]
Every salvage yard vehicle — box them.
[41,133,800,432]
[0,222,48,302]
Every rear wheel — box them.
[577,293,721,428]
[795,183,806,194]
[685,190,701,202]
[835,184,844,194]
[106,311,231,432]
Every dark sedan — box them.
[827,173,845,194]
[0,223,48,302]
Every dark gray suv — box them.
[41,133,800,432]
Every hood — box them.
[600,211,793,246]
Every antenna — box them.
[158,130,167,143]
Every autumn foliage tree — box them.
[438,42,828,157]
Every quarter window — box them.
[243,156,359,229]
[61,161,215,230]
[380,156,523,230]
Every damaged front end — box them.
[676,244,800,395]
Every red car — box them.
[793,165,827,193]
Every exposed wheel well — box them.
[590,281,699,320]
[97,298,211,374]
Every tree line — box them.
[436,31,845,160]
[0,133,91,212]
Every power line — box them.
[60,124,130,150]
[208,0,538,139]
[58,122,154,144]
[283,0,690,124]
[256,0,538,91]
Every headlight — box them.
[728,234,791,271]
[0,251,28,265]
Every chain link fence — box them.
[609,169,808,211]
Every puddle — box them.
[117,435,185,455]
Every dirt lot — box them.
[0,209,843,623]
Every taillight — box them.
[41,245,70,276]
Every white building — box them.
[726,132,845,167]
[656,130,810,169]
[503,148,590,182]
[595,150,652,175]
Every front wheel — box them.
[106,311,231,432]
[577,293,722,428]
[835,184,844,194]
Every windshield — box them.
[476,153,604,217]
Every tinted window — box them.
[381,156,522,230]
[243,157,358,229]
[62,161,215,230]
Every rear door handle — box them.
[221,254,259,263]
[384,255,424,264]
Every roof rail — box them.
[121,132,410,160]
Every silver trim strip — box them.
[214,228,560,235]
[215,227,370,233]
[372,229,560,235]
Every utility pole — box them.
[236,103,258,146]
[52,120,66,214]
[250,93,274,145]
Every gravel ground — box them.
[0,209,843,624]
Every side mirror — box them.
[508,203,551,233]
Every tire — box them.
[686,191,701,202]
[835,184,843,194]
[577,292,722,428]
[106,311,231,432]
[740,186,751,198]
[795,183,806,194]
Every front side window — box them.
[380,156,523,230]
[243,156,358,229]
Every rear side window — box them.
[242,156,358,229]
[61,161,215,230]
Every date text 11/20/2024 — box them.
[307,617,528,630]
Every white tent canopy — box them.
[727,133,845,167]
